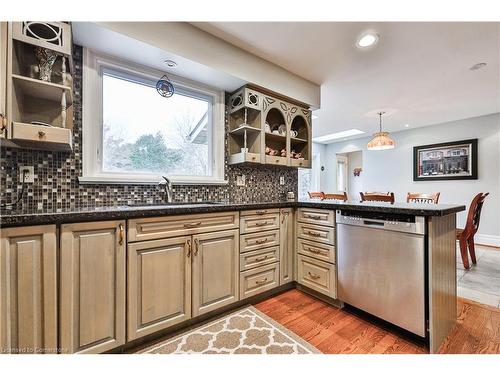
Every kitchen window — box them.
[81,49,225,184]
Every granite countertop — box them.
[0,199,465,228]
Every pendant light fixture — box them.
[367,111,395,150]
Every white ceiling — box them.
[193,22,500,141]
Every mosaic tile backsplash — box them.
[0,45,297,214]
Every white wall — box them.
[321,113,500,243]
[95,22,320,108]
[346,151,363,201]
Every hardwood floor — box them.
[253,289,500,354]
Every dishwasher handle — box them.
[363,220,385,227]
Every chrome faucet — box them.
[159,176,173,203]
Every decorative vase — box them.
[35,47,57,82]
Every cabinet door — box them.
[60,220,126,354]
[0,22,7,138]
[192,229,239,317]
[127,236,191,341]
[0,225,57,354]
[279,208,294,284]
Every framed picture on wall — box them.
[413,139,478,181]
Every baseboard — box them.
[474,234,500,248]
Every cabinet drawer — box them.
[240,212,279,234]
[297,222,335,245]
[297,238,335,264]
[265,155,287,166]
[290,159,311,168]
[128,211,239,242]
[297,255,336,298]
[239,246,279,271]
[240,208,279,216]
[297,208,335,227]
[239,263,280,299]
[240,230,280,253]
[9,122,72,147]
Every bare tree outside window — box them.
[102,73,211,177]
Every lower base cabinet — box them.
[60,220,126,354]
[127,236,191,341]
[239,263,280,299]
[0,225,57,354]
[297,254,336,298]
[126,228,239,341]
[191,229,239,317]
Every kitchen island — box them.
[0,200,464,354]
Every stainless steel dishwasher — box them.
[336,210,426,337]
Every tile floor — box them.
[456,243,500,307]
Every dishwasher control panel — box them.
[336,210,425,235]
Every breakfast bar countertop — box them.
[0,199,466,228]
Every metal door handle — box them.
[38,130,46,138]
[194,238,200,256]
[118,223,124,245]
[186,239,192,257]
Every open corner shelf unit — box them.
[227,86,312,168]
[0,22,74,151]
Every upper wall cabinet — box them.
[228,85,312,168]
[1,22,74,151]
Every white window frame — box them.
[80,48,226,185]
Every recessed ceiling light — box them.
[404,124,410,128]
[164,60,177,68]
[313,129,365,144]
[357,32,379,48]
[470,62,487,71]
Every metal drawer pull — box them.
[184,222,202,228]
[255,221,268,226]
[255,238,268,244]
[38,130,46,138]
[186,239,192,257]
[254,255,268,262]
[118,223,124,245]
[306,215,322,220]
[307,230,322,237]
[307,247,322,254]
[256,210,267,215]
[255,278,268,285]
[308,272,321,280]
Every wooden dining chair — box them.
[360,192,395,204]
[323,192,348,202]
[308,191,325,199]
[407,192,441,204]
[457,192,489,269]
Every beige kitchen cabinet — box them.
[0,225,57,354]
[192,229,239,317]
[127,236,191,341]
[279,208,294,284]
[60,220,126,354]
[0,22,7,139]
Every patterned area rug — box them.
[139,306,320,354]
